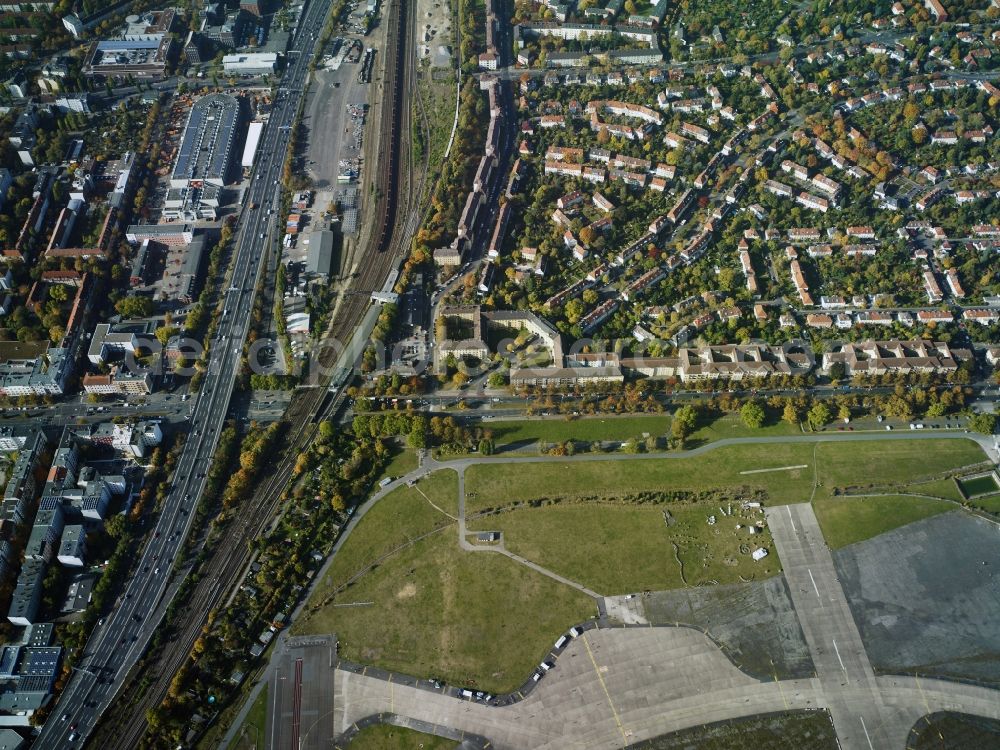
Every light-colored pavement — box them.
[767,503,899,749]
[331,625,1000,749]
[333,627,819,749]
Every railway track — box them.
[94,0,417,747]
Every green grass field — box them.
[309,470,459,599]
[489,415,670,447]
[464,439,986,512]
[487,412,803,450]
[468,502,779,595]
[690,413,803,442]
[346,724,459,749]
[375,445,419,482]
[969,493,1000,512]
[905,478,967,502]
[225,686,268,750]
[958,474,1000,498]
[812,440,986,494]
[296,533,595,693]
[812,495,954,549]
[295,435,986,692]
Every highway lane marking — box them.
[832,639,847,674]
[808,569,821,599]
[859,715,875,750]
[582,634,628,746]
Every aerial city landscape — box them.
[0,0,995,748]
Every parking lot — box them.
[302,41,369,190]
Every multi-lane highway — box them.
[36,0,335,746]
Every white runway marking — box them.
[740,464,809,474]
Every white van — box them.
[569,626,582,637]
[554,635,569,650]
[460,689,474,699]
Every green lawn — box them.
[690,412,802,442]
[968,493,1000,513]
[309,470,459,599]
[813,440,986,495]
[225,686,268,750]
[296,533,596,693]
[489,415,670,447]
[376,445,419,482]
[487,412,803,449]
[906,478,967,502]
[958,474,1000,498]
[464,438,986,513]
[812,496,955,549]
[468,502,780,595]
[346,724,458,749]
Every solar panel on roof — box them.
[0,647,18,676]
[96,39,161,51]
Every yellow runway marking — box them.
[582,634,628,746]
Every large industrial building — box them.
[241,121,264,170]
[306,230,335,277]
[79,7,176,79]
[223,52,279,76]
[170,94,242,189]
[82,37,173,79]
